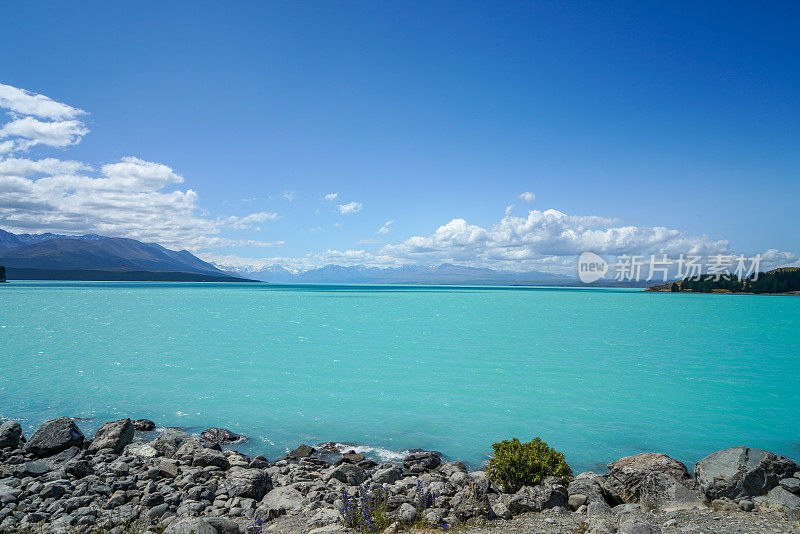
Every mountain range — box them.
[222,262,583,285]
[0,229,249,282]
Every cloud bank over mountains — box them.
[0,82,796,274]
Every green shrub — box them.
[487,437,572,493]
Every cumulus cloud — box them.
[0,83,281,251]
[0,84,89,153]
[338,201,362,214]
[380,208,730,269]
[324,192,338,201]
[377,220,394,234]
[282,190,296,201]
[518,191,535,202]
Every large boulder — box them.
[260,485,304,513]
[639,472,704,512]
[150,429,194,458]
[453,481,492,521]
[501,483,569,514]
[223,467,273,500]
[23,417,84,457]
[694,446,800,500]
[0,420,24,449]
[605,453,695,504]
[404,451,442,473]
[200,427,244,444]
[88,418,134,453]
[758,486,800,514]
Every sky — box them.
[1,1,798,273]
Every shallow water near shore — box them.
[1,281,799,472]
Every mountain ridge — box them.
[0,229,227,276]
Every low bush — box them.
[487,437,572,493]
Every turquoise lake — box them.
[1,281,799,473]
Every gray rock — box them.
[507,483,569,513]
[88,418,134,453]
[132,418,156,431]
[394,502,418,522]
[223,467,273,500]
[200,427,244,444]
[639,472,704,512]
[587,518,616,534]
[287,444,316,459]
[0,420,24,449]
[176,440,230,469]
[569,474,607,505]
[327,463,367,486]
[151,429,194,458]
[490,500,512,519]
[587,501,613,516]
[453,481,492,521]
[306,507,341,528]
[694,446,799,500]
[763,485,800,513]
[64,459,94,479]
[164,517,240,534]
[14,461,51,478]
[569,493,588,510]
[260,485,304,513]
[23,417,84,457]
[619,518,660,534]
[373,466,403,485]
[779,477,800,494]
[403,451,441,473]
[124,442,159,458]
[613,503,642,515]
[605,453,695,504]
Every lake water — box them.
[1,281,799,472]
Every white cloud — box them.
[338,201,362,214]
[282,190,296,201]
[0,83,85,120]
[226,211,281,229]
[324,192,338,201]
[0,116,89,151]
[377,220,394,234]
[378,208,733,270]
[518,191,536,202]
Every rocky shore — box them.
[1,417,799,533]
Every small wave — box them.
[327,442,409,462]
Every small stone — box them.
[569,493,588,510]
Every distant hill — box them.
[0,229,253,282]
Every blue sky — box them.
[1,1,798,272]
